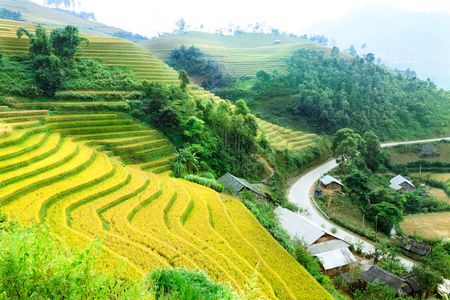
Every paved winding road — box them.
[287,137,450,267]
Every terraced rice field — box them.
[139,31,339,77]
[0,109,331,299]
[0,20,180,85]
[255,117,317,150]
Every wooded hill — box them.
[151,33,450,141]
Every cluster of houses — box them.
[218,172,433,297]
[275,206,429,297]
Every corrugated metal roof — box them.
[309,239,349,255]
[218,173,264,196]
[320,175,343,186]
[390,175,415,191]
[402,274,426,292]
[315,248,357,270]
[398,237,433,256]
[275,207,340,246]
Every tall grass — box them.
[182,174,224,192]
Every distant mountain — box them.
[303,2,450,90]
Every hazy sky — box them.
[30,0,450,37]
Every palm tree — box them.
[175,146,199,174]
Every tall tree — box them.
[332,128,361,173]
[361,131,381,171]
[17,24,89,97]
[50,25,89,63]
[178,70,190,90]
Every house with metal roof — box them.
[389,175,416,192]
[319,175,344,191]
[275,207,357,275]
[218,172,265,199]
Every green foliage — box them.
[0,226,144,299]
[174,146,199,174]
[33,54,65,97]
[0,55,36,97]
[50,25,89,63]
[136,81,264,179]
[394,160,450,174]
[182,174,224,192]
[234,48,449,139]
[16,24,90,97]
[0,8,23,21]
[361,131,381,171]
[353,282,396,300]
[147,267,236,300]
[404,188,450,214]
[17,24,52,56]
[64,59,141,91]
[178,69,190,90]
[332,128,361,173]
[344,171,371,201]
[366,202,403,235]
[166,45,236,89]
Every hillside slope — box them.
[0,19,180,84]
[0,107,331,300]
[139,31,344,76]
[0,0,123,36]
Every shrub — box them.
[182,174,224,192]
[147,267,236,300]
[0,226,144,299]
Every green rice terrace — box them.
[0,20,330,299]
[139,31,344,76]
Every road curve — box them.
[287,136,450,265]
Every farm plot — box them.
[402,212,450,239]
[0,108,330,298]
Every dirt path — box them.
[259,155,274,181]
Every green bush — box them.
[182,174,224,192]
[147,267,236,300]
[0,226,144,299]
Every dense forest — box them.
[167,46,450,141]
[251,49,449,140]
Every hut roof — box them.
[401,274,426,292]
[398,237,433,256]
[389,175,415,191]
[275,207,341,246]
[217,172,265,196]
[309,239,349,255]
[359,264,411,296]
[314,248,357,270]
[320,175,343,186]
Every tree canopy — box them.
[17,24,89,97]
